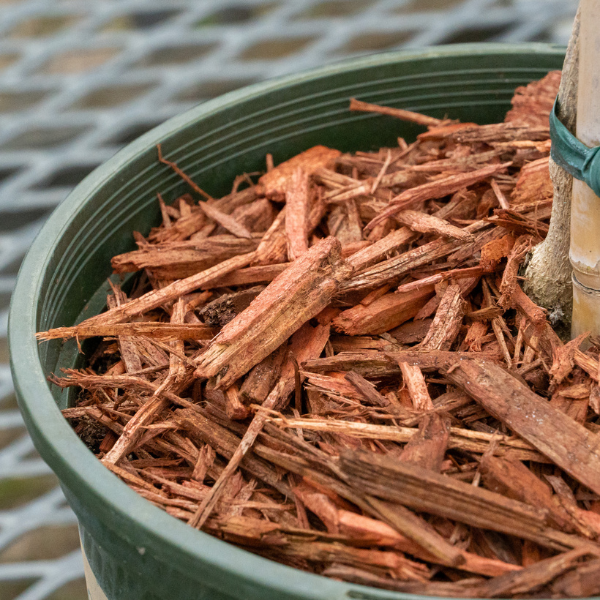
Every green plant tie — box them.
[550,97,600,197]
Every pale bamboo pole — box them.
[570,0,600,338]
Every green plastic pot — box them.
[10,44,565,600]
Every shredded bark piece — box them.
[349,97,449,127]
[257,146,341,200]
[395,210,475,242]
[446,359,600,496]
[366,163,511,232]
[419,284,464,351]
[195,237,351,388]
[285,168,310,260]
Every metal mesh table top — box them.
[0,1,577,598]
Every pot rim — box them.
[9,42,564,600]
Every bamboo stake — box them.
[571,0,600,337]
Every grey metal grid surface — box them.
[0,0,577,598]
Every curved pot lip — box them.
[9,42,564,600]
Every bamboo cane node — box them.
[572,273,600,295]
